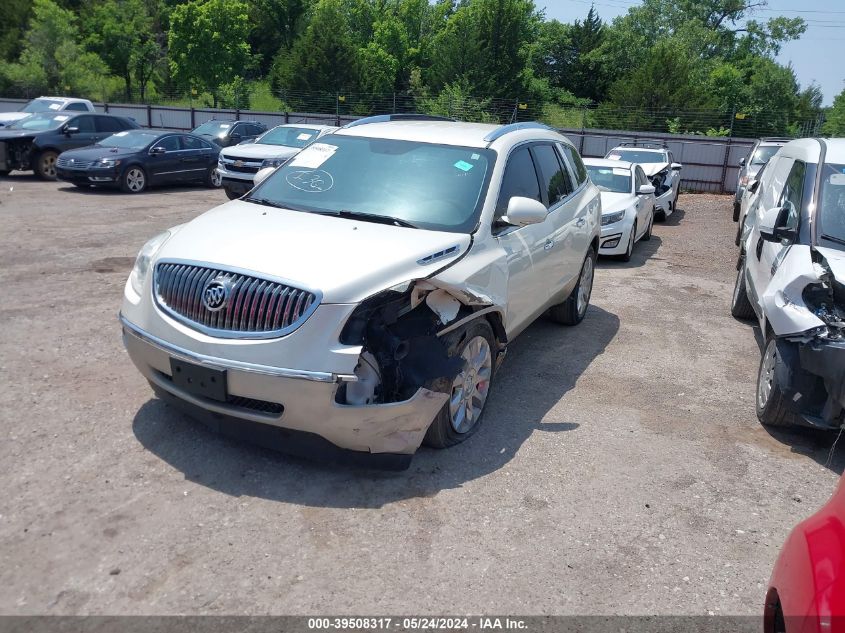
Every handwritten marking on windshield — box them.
[285,169,334,193]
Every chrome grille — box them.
[57,157,96,169]
[154,262,318,338]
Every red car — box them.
[766,474,845,632]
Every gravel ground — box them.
[0,175,843,616]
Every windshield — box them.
[751,145,781,165]
[818,163,845,250]
[22,99,64,113]
[608,149,667,164]
[5,112,72,131]
[248,135,494,233]
[192,121,234,137]
[97,130,159,149]
[258,126,320,148]
[586,165,631,194]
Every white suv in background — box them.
[217,123,337,199]
[0,96,95,127]
[120,116,601,469]
[605,143,682,219]
[731,138,845,432]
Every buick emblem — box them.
[202,278,229,312]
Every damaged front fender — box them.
[761,245,830,337]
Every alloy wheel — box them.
[449,335,493,434]
[126,168,146,193]
[577,255,595,317]
[758,339,777,409]
[41,154,57,179]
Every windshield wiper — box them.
[242,196,288,208]
[323,209,418,228]
[821,234,845,247]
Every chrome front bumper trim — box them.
[119,314,356,383]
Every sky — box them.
[541,0,845,106]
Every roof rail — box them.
[483,121,553,143]
[343,114,456,128]
[760,136,793,142]
[618,140,668,149]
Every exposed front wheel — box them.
[756,335,796,428]
[34,151,58,180]
[549,247,596,326]
[424,319,496,448]
[224,187,240,200]
[121,166,147,193]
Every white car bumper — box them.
[599,215,633,256]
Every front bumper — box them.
[121,316,447,459]
[218,165,257,194]
[56,166,119,184]
[599,217,631,256]
[796,340,845,427]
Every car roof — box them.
[270,123,337,131]
[36,96,90,103]
[333,120,569,149]
[609,146,666,154]
[778,138,824,164]
[584,157,634,170]
[822,138,845,164]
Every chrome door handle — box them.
[575,218,586,227]
[544,239,554,250]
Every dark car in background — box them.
[190,119,267,147]
[0,112,139,179]
[56,129,222,193]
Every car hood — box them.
[60,145,140,160]
[220,144,300,160]
[641,162,670,177]
[814,247,845,281]
[156,200,471,304]
[0,129,41,140]
[599,192,635,214]
[0,112,30,126]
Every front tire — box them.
[756,335,796,428]
[424,319,496,448]
[730,258,755,320]
[619,221,636,262]
[121,166,147,193]
[549,247,596,326]
[733,199,741,222]
[224,187,240,200]
[641,211,653,241]
[34,150,58,180]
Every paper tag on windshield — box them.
[607,154,621,160]
[219,123,231,129]
[48,103,61,110]
[831,173,845,186]
[288,143,338,168]
[613,168,629,176]
[297,133,313,141]
[54,115,69,121]
[114,131,129,136]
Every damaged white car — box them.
[605,144,682,220]
[120,117,601,468]
[731,138,845,430]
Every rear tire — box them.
[549,247,596,326]
[733,199,741,222]
[641,211,653,241]
[730,258,755,320]
[735,216,743,246]
[34,150,58,180]
[655,207,667,222]
[206,167,222,188]
[756,335,796,428]
[423,319,496,449]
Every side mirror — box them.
[759,205,796,243]
[739,157,746,167]
[637,184,656,195]
[149,146,166,155]
[503,196,548,226]
[230,133,241,142]
[254,166,275,187]
[64,126,79,135]
[671,162,682,171]
[748,179,760,194]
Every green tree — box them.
[271,0,359,98]
[248,0,311,75]
[168,0,253,107]
[822,87,845,136]
[1,0,108,97]
[85,0,158,101]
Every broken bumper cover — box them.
[120,316,448,462]
[796,340,845,427]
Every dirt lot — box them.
[0,175,843,616]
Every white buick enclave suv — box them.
[120,116,601,468]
